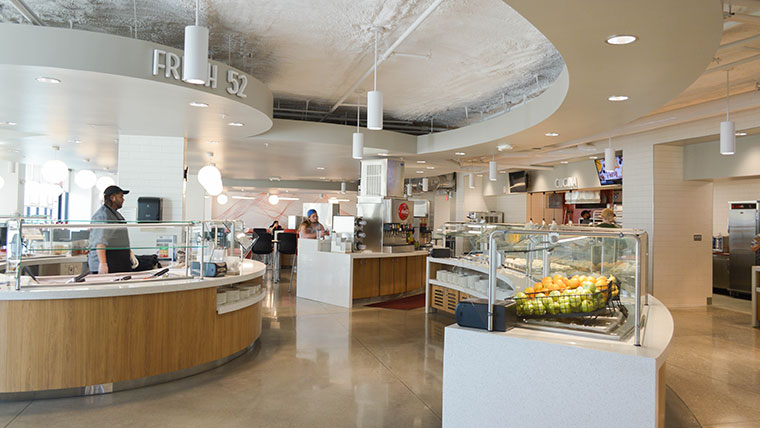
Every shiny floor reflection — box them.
[0,271,757,427]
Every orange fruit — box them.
[568,278,580,288]
[542,277,553,286]
[524,287,534,295]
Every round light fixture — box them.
[608,95,629,101]
[36,77,61,84]
[560,161,569,164]
[606,35,638,45]
[455,152,466,156]
[426,166,435,170]
[197,164,221,188]
[189,101,208,108]
[217,194,228,205]
[416,160,426,164]
[268,194,280,205]
[42,159,69,184]
[47,183,64,198]
[96,176,115,192]
[545,132,560,137]
[75,169,97,189]
[205,180,223,196]
[316,167,325,170]
[416,170,424,173]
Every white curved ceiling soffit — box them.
[0,0,564,132]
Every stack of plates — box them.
[216,289,227,305]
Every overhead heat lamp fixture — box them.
[489,156,497,181]
[720,70,735,155]
[353,95,364,159]
[422,177,429,192]
[341,182,347,194]
[604,137,616,172]
[367,28,383,130]
[183,0,209,85]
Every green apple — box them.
[559,301,571,314]
[581,300,593,313]
[535,302,546,315]
[515,292,527,300]
[549,290,561,302]
[524,301,535,315]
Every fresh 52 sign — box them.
[151,49,247,98]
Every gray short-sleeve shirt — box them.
[87,204,131,271]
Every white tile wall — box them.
[712,177,760,235]
[487,194,527,224]
[117,135,185,253]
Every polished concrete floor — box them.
[0,272,758,427]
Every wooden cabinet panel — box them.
[353,258,380,299]
[529,193,544,223]
[379,259,395,296]
[406,256,426,292]
[393,257,407,294]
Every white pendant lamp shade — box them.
[216,194,228,205]
[352,132,364,159]
[96,176,115,192]
[468,173,474,189]
[604,148,616,172]
[367,91,383,130]
[406,183,412,196]
[47,183,64,198]
[42,159,68,184]
[340,182,347,194]
[489,161,497,181]
[720,121,736,155]
[183,25,209,84]
[422,177,429,192]
[268,194,279,205]
[198,164,223,195]
[204,179,223,196]
[0,175,5,190]
[75,169,97,189]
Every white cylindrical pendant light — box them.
[340,182,347,194]
[422,177,429,192]
[604,147,616,172]
[720,121,736,155]
[352,132,364,159]
[406,183,412,196]
[0,175,4,190]
[489,161,497,181]
[182,0,209,85]
[367,91,383,130]
[468,173,474,189]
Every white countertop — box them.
[0,259,266,301]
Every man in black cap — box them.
[87,185,138,274]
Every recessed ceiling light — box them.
[736,132,747,136]
[589,156,598,160]
[416,160,426,164]
[69,139,81,144]
[268,176,281,181]
[608,95,629,101]
[378,153,390,156]
[545,132,559,137]
[1,121,16,126]
[231,196,256,200]
[316,167,325,170]
[36,77,61,84]
[416,170,424,173]
[426,166,435,170]
[476,174,483,177]
[606,35,638,45]
[208,141,218,145]
[189,101,209,108]
[320,176,327,180]
[228,122,244,127]
[455,152,466,156]
[560,161,569,164]
[497,143,513,151]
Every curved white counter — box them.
[0,259,266,300]
[443,294,673,428]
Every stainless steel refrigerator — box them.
[728,201,760,295]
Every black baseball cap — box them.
[104,185,129,197]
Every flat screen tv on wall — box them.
[508,171,528,193]
[594,155,622,186]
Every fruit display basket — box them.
[513,274,624,323]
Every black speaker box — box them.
[455,299,517,332]
[137,197,162,222]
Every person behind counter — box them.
[579,210,593,225]
[597,208,621,229]
[87,185,139,274]
[268,220,283,234]
[298,209,329,239]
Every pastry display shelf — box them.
[217,290,266,315]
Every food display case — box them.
[427,222,647,345]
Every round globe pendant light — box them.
[367,29,383,130]
[75,169,97,189]
[96,176,115,192]
[720,70,735,155]
[42,159,68,184]
[183,0,209,85]
[217,194,228,205]
[268,194,280,205]
[197,164,221,188]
